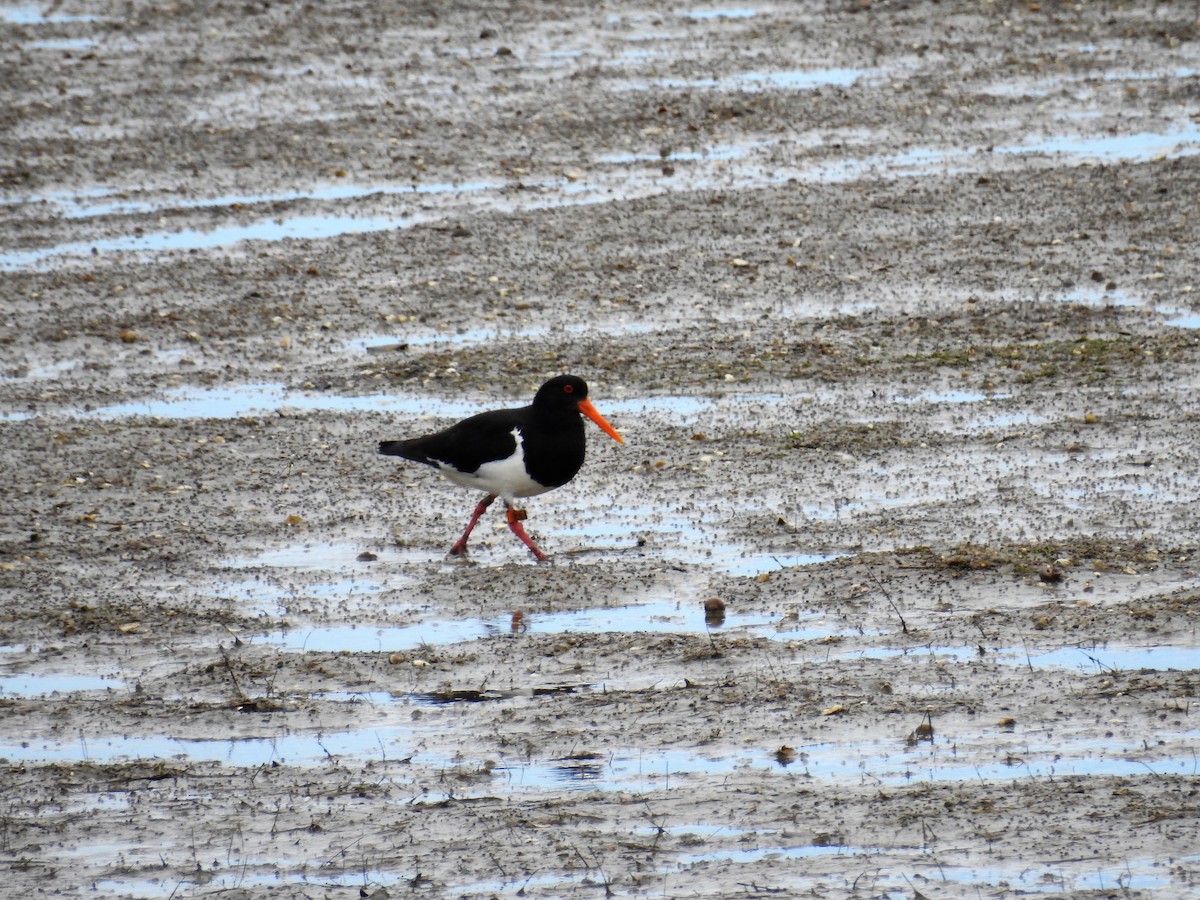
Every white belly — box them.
[434,428,550,502]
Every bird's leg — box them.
[450,493,496,556]
[504,504,548,563]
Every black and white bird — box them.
[378,375,623,561]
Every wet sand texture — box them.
[2,2,1199,897]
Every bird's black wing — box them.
[378,408,523,474]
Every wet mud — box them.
[2,1,1199,897]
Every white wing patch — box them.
[433,427,550,502]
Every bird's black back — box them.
[378,375,593,490]
[377,407,534,472]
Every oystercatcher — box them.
[378,375,623,562]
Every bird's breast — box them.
[435,427,550,500]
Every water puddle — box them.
[0,349,672,419]
[1025,644,1200,673]
[76,836,1200,898]
[893,389,1047,431]
[224,540,376,571]
[2,347,191,386]
[70,383,483,420]
[218,543,396,614]
[216,576,386,617]
[1165,309,1200,329]
[0,723,420,767]
[349,319,661,352]
[927,857,1184,894]
[211,494,842,591]
[678,7,758,20]
[0,672,123,696]
[8,727,1196,789]
[846,642,1200,673]
[49,178,503,221]
[632,67,869,92]
[46,381,1017,436]
[996,125,1199,163]
[21,383,788,425]
[553,501,845,573]
[6,118,1196,271]
[1,174,558,270]
[23,37,98,51]
[95,869,413,898]
[676,842,883,866]
[980,66,1200,98]
[256,597,827,654]
[598,142,755,165]
[1058,285,1200,329]
[1,5,99,23]
[895,389,1009,405]
[668,849,1188,895]
[457,848,1197,898]
[0,214,414,271]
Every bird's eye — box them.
[563,384,574,394]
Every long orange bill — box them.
[577,398,624,444]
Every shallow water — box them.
[629,67,871,92]
[12,379,1032,428]
[847,642,1200,673]
[95,849,1191,899]
[0,672,123,696]
[253,597,823,653]
[2,5,99,23]
[5,633,1190,701]
[5,720,1195,788]
[4,118,1196,272]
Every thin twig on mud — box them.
[901,872,934,899]
[1022,637,1035,673]
[735,883,787,894]
[867,567,908,634]
[1134,759,1163,779]
[217,643,246,700]
[319,834,365,871]
[565,838,613,897]
[642,802,668,852]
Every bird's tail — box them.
[378,440,414,458]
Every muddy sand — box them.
[2,1,1200,897]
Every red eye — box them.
[563,384,574,394]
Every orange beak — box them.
[577,397,624,444]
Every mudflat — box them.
[2,2,1198,897]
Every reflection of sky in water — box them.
[0,215,412,270]
[5,119,1196,271]
[845,643,1200,673]
[90,839,1198,898]
[1058,286,1200,329]
[636,67,867,91]
[678,8,758,20]
[0,672,122,696]
[995,125,1199,161]
[2,6,99,23]
[77,384,482,420]
[253,597,830,653]
[5,724,1197,789]
[24,37,98,50]
[54,179,502,220]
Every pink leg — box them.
[450,494,496,556]
[505,506,548,562]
